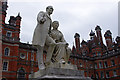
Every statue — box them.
[32,6,72,69]
[49,21,71,65]
[32,6,56,69]
[30,6,91,80]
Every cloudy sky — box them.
[6,0,119,48]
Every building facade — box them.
[1,1,120,80]
[70,26,120,80]
[0,1,38,80]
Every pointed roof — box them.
[81,40,87,45]
[95,25,101,31]
[16,12,22,20]
[72,45,76,53]
[89,30,95,36]
[8,16,16,23]
[74,33,80,38]
[104,30,112,37]
[115,36,120,43]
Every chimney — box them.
[74,33,80,53]
[104,30,113,49]
[95,25,103,46]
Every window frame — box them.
[3,61,9,71]
[17,68,26,79]
[104,61,108,68]
[113,70,117,77]
[99,62,103,68]
[100,71,104,78]
[6,31,12,37]
[106,71,110,78]
[95,63,97,69]
[4,47,10,56]
[111,60,115,66]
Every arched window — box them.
[4,48,10,56]
[6,31,12,37]
[18,68,26,79]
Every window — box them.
[82,50,87,55]
[4,48,10,56]
[99,62,103,68]
[106,72,109,78]
[18,68,26,79]
[31,52,34,61]
[111,60,115,66]
[104,61,108,68]
[97,52,101,56]
[96,72,99,78]
[91,75,94,79]
[93,53,96,57]
[6,31,12,37]
[113,70,117,76]
[27,52,28,60]
[20,53,26,59]
[100,71,104,78]
[90,64,93,68]
[3,61,8,71]
[95,63,97,69]
[80,63,82,67]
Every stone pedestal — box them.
[29,68,92,80]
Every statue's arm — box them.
[60,31,66,42]
[59,31,70,47]
[37,11,46,24]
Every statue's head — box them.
[52,21,59,29]
[46,6,54,15]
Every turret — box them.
[89,30,95,40]
[104,30,113,49]
[72,45,76,54]
[74,33,80,53]
[95,25,103,46]
[116,36,120,44]
[81,40,89,56]
[0,0,8,24]
[81,40,87,47]
[16,13,22,28]
[8,16,16,26]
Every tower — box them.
[74,33,80,53]
[0,1,8,79]
[1,1,22,79]
[81,40,89,56]
[104,30,113,49]
[89,30,95,40]
[95,25,103,46]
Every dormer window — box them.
[6,31,12,37]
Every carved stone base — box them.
[29,68,92,80]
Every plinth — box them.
[29,68,92,80]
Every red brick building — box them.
[1,1,120,80]
[70,26,120,80]
[0,1,38,80]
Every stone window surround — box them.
[20,53,26,59]
[6,31,12,37]
[3,60,9,71]
[4,47,10,56]
[17,67,26,78]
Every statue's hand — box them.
[66,43,69,47]
[40,18,46,24]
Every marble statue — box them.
[32,6,72,69]
[30,6,92,80]
[49,21,71,64]
[32,6,56,69]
